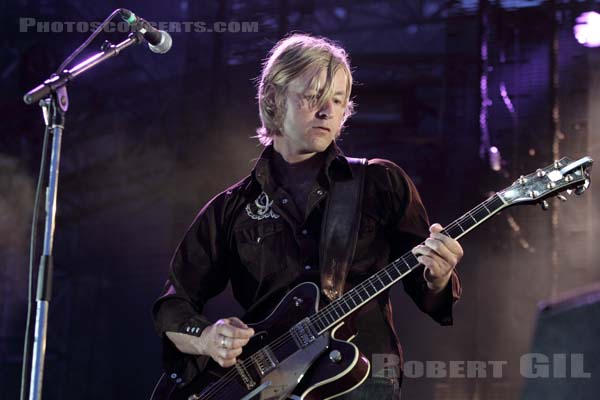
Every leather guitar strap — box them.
[319,157,367,301]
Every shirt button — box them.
[281,198,288,204]
[301,229,308,235]
[304,265,312,270]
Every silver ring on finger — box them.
[221,336,227,349]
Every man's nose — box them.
[316,99,333,119]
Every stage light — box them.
[574,11,600,48]
[490,146,501,171]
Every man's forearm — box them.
[166,331,206,355]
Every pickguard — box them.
[258,333,329,400]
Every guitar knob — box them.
[541,200,549,211]
[293,296,303,307]
[329,350,342,363]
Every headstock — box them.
[498,156,593,208]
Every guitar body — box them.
[150,157,593,400]
[151,282,370,400]
[293,322,370,400]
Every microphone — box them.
[119,9,172,54]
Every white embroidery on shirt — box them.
[245,191,280,220]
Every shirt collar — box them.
[251,141,353,191]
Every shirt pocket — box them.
[233,221,286,279]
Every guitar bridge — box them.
[290,318,317,348]
[235,361,257,390]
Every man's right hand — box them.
[200,317,255,367]
[166,317,254,368]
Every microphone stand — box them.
[23,31,144,400]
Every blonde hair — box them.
[255,33,355,146]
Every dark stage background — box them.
[1,1,600,399]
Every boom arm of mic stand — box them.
[23,33,143,105]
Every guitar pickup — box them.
[252,346,278,376]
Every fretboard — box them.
[309,193,507,334]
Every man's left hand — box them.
[412,223,463,294]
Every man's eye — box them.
[303,95,318,105]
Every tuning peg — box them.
[541,200,550,211]
[557,194,567,202]
[575,180,590,195]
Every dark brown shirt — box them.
[152,143,461,386]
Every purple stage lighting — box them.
[489,146,501,171]
[574,11,600,48]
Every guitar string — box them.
[198,195,502,399]
[197,195,503,399]
[198,250,429,399]
[197,261,418,400]
[203,179,582,396]
[308,194,504,330]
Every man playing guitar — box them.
[153,33,463,399]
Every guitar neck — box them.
[310,193,508,334]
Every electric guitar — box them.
[150,156,593,400]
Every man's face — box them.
[274,67,348,162]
